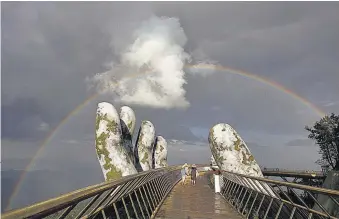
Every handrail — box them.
[3,165,337,219]
[262,169,326,179]
[209,169,339,219]
[222,170,339,196]
[262,168,324,173]
[2,165,184,219]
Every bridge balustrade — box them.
[2,166,183,219]
[210,170,339,219]
[3,165,339,219]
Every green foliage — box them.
[305,113,339,170]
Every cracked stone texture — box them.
[154,136,168,168]
[95,102,137,181]
[119,106,136,165]
[134,120,156,171]
[209,123,276,197]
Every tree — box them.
[305,113,339,170]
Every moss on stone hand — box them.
[106,119,118,133]
[141,151,149,164]
[95,112,124,180]
[95,115,101,131]
[95,132,123,180]
[241,151,255,166]
[96,113,107,131]
[233,131,246,152]
[128,121,133,131]
[95,132,109,164]
[234,135,241,151]
[96,113,118,133]
[106,165,123,180]
[137,127,145,148]
[209,128,226,168]
[241,151,248,165]
[249,155,254,161]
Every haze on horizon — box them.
[1,1,339,211]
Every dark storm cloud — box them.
[2,2,110,139]
[1,98,50,139]
[2,2,338,143]
[2,2,339,158]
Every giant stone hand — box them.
[209,123,276,197]
[95,102,168,181]
[209,123,262,176]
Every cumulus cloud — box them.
[88,16,217,109]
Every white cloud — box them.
[89,16,190,109]
[88,16,218,110]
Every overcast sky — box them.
[2,2,339,210]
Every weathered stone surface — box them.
[154,136,168,168]
[209,123,276,196]
[119,106,136,164]
[209,123,262,176]
[95,102,137,181]
[134,120,156,171]
[211,155,217,166]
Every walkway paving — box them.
[155,173,244,219]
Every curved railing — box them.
[2,166,184,219]
[210,170,339,219]
[3,165,338,219]
[262,169,326,179]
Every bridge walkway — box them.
[155,173,243,219]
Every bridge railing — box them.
[262,168,324,175]
[2,166,183,219]
[210,170,339,219]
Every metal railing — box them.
[262,169,326,178]
[262,168,323,173]
[2,166,183,219]
[210,170,339,219]
[3,165,337,219]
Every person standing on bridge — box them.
[181,163,188,185]
[191,164,198,185]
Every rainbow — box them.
[5,64,326,211]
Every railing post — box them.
[134,190,147,219]
[214,170,221,193]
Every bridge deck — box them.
[155,174,243,219]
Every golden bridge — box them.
[2,165,339,219]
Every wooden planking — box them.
[155,174,244,219]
